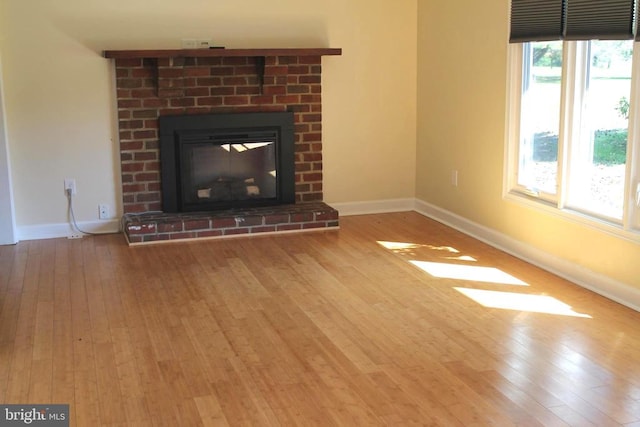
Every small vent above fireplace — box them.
[159,112,295,213]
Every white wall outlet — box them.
[98,204,109,220]
[64,178,76,195]
[451,170,458,187]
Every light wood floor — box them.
[1,212,640,426]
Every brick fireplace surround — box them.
[107,48,341,244]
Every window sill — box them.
[504,190,640,244]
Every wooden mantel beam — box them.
[103,48,342,59]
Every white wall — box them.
[0,0,418,238]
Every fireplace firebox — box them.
[159,112,295,213]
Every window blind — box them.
[510,0,565,42]
[510,0,637,42]
[565,0,636,40]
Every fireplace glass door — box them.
[180,131,277,209]
[160,111,295,213]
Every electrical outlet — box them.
[98,204,110,220]
[68,233,83,239]
[64,178,76,195]
[451,170,458,187]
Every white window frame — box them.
[505,40,640,241]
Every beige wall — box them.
[0,0,418,227]
[416,0,640,288]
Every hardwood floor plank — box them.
[2,212,640,425]
[4,251,39,403]
[193,394,229,426]
[51,239,75,406]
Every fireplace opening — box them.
[159,112,295,213]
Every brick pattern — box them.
[114,55,324,214]
[123,202,339,244]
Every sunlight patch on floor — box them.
[444,255,477,262]
[377,241,425,250]
[377,241,460,253]
[410,260,528,286]
[378,241,592,318]
[455,288,592,318]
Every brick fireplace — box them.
[106,48,341,244]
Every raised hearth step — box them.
[123,202,339,245]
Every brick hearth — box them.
[109,49,340,243]
[123,202,338,245]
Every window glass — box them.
[566,40,631,220]
[518,41,563,195]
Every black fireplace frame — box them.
[159,111,295,213]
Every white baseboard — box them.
[330,198,415,216]
[17,219,121,241]
[414,198,640,312]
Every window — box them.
[516,41,563,197]
[506,39,640,236]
